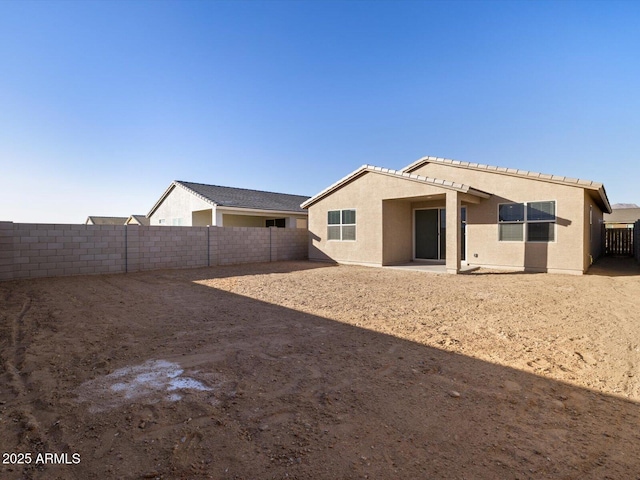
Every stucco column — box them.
[446,191,461,274]
[214,208,223,226]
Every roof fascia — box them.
[403,157,605,191]
[147,182,177,217]
[403,156,612,212]
[301,165,369,209]
[146,181,218,218]
[301,165,490,209]
[217,206,308,216]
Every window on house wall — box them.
[158,219,166,225]
[266,218,286,228]
[499,201,556,242]
[498,203,524,241]
[327,209,356,241]
[527,201,556,241]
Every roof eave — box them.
[403,156,612,211]
[146,181,218,218]
[301,165,491,209]
[217,206,307,216]
[597,185,613,214]
[301,165,369,209]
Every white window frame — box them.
[327,209,356,241]
[498,201,556,243]
[498,203,525,242]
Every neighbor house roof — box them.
[604,208,640,225]
[85,216,129,225]
[125,215,150,226]
[402,156,612,213]
[148,181,310,217]
[301,165,491,209]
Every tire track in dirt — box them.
[5,297,31,397]
[2,293,59,468]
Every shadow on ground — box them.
[587,255,640,277]
[0,264,639,479]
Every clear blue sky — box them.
[1,0,639,223]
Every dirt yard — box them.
[1,258,640,479]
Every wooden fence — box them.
[635,221,640,262]
[605,228,634,256]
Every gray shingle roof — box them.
[127,215,150,226]
[177,181,310,213]
[604,208,640,224]
[86,216,129,225]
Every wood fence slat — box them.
[605,228,634,256]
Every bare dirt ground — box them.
[1,257,640,479]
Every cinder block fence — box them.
[0,222,308,281]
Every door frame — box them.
[412,206,467,263]
[413,207,445,261]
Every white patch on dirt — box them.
[76,360,214,412]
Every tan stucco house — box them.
[148,181,309,228]
[302,156,612,275]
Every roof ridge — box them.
[175,180,309,198]
[301,164,490,209]
[402,156,603,188]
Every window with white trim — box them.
[498,201,556,242]
[327,209,356,241]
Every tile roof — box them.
[301,165,491,209]
[403,156,604,188]
[402,156,612,213]
[176,181,310,213]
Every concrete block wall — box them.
[8,223,126,280]
[0,222,308,281]
[0,222,14,281]
[215,226,271,265]
[132,226,209,272]
[271,228,309,261]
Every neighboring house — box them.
[125,215,150,226]
[302,156,612,275]
[85,216,129,225]
[147,181,310,228]
[603,206,640,229]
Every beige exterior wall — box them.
[222,214,270,228]
[308,172,463,266]
[382,200,413,265]
[409,162,591,274]
[220,213,308,228]
[150,186,212,226]
[308,162,604,274]
[192,209,213,226]
[584,191,604,270]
